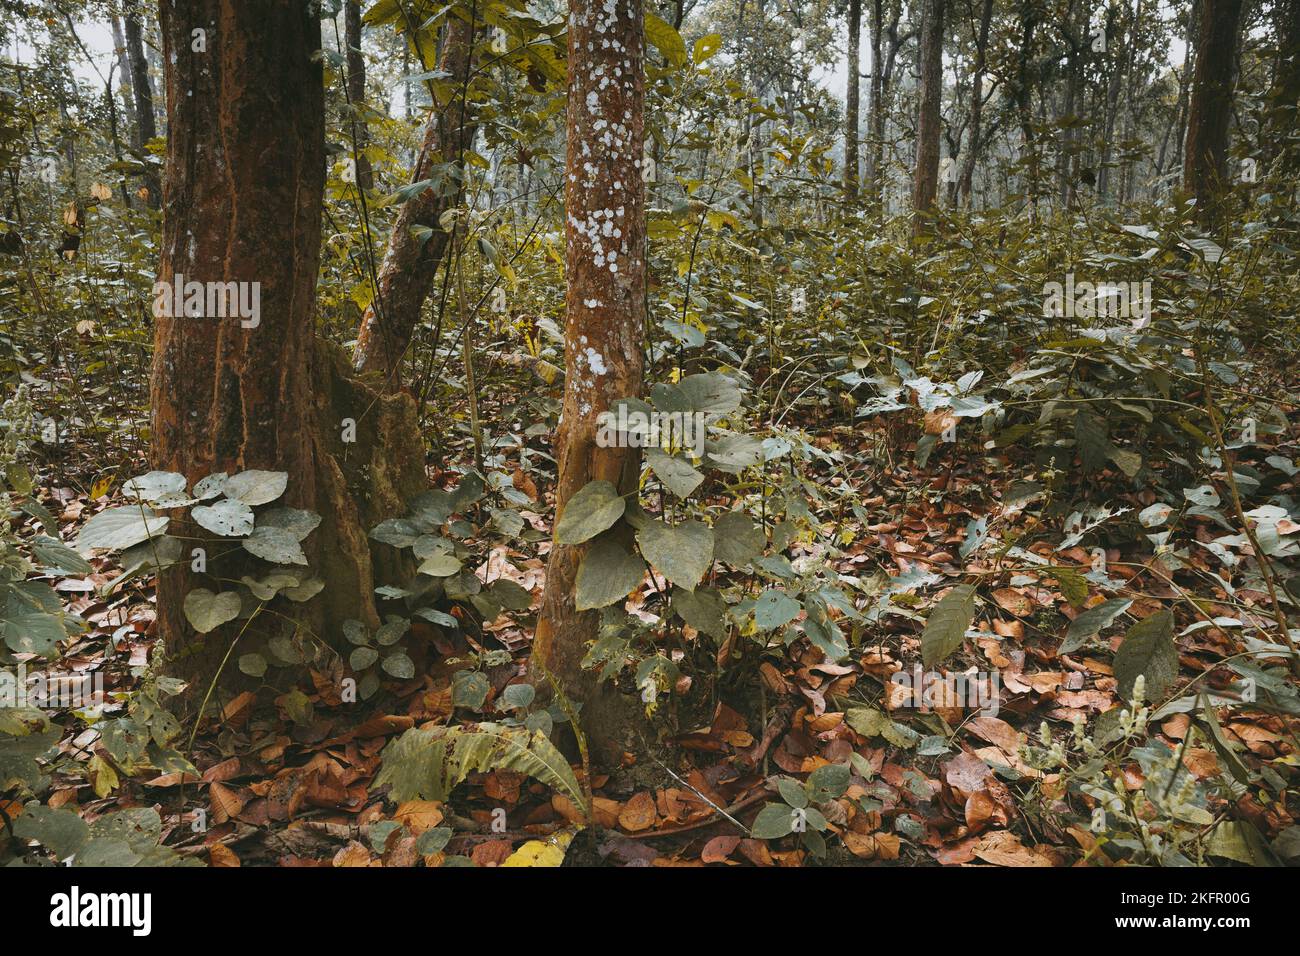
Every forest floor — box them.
[16,388,1300,868]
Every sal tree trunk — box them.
[531,0,646,767]
[152,0,422,709]
[912,0,944,237]
[352,16,476,385]
[844,0,861,199]
[124,4,160,208]
[1183,0,1243,223]
[345,0,374,193]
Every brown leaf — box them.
[619,791,657,832]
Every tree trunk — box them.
[344,0,374,192]
[958,0,993,206]
[1266,0,1300,178]
[867,0,884,208]
[152,0,423,711]
[352,16,476,385]
[912,0,944,237]
[1183,0,1244,223]
[531,0,647,767]
[844,0,861,199]
[124,4,160,208]
[111,17,138,141]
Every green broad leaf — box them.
[14,804,89,858]
[845,707,887,738]
[705,431,765,473]
[224,469,288,506]
[1060,598,1132,654]
[636,519,714,591]
[382,652,416,680]
[713,510,765,565]
[182,588,241,634]
[453,670,491,709]
[258,507,321,541]
[555,480,626,545]
[371,518,423,548]
[122,471,186,503]
[645,447,704,499]
[242,526,308,565]
[644,11,688,69]
[487,579,533,612]
[417,553,463,576]
[672,586,727,639]
[1114,609,1177,702]
[413,607,459,628]
[192,473,228,500]
[754,589,800,631]
[240,570,302,600]
[192,498,254,536]
[777,777,808,809]
[282,577,324,602]
[806,763,850,802]
[501,683,535,711]
[575,538,645,610]
[693,33,723,64]
[750,802,796,839]
[238,653,267,677]
[77,506,168,552]
[1046,566,1089,609]
[350,646,379,671]
[1074,410,1111,473]
[920,583,977,668]
[30,536,91,574]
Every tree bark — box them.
[844,0,862,199]
[912,0,945,237]
[344,0,374,192]
[124,4,160,208]
[1183,0,1244,223]
[151,0,423,710]
[531,0,646,767]
[958,0,993,207]
[111,17,138,141]
[1266,0,1300,178]
[352,16,476,385]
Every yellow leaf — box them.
[500,827,577,867]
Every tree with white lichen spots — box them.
[531,0,647,765]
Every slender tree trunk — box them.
[111,17,138,139]
[1183,0,1244,223]
[152,0,422,707]
[867,0,884,207]
[532,0,646,766]
[344,0,374,192]
[958,0,993,206]
[1267,0,1300,178]
[352,17,477,384]
[912,0,945,237]
[124,4,160,208]
[844,0,862,199]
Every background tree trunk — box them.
[352,16,476,385]
[124,4,160,208]
[1267,0,1300,179]
[151,0,422,709]
[344,0,374,193]
[531,0,647,767]
[1183,0,1244,223]
[958,0,993,206]
[844,0,861,199]
[912,0,945,236]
